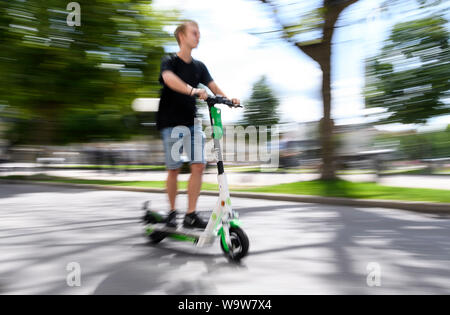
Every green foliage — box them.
[240,76,280,127]
[365,15,450,125]
[0,0,177,144]
[284,6,325,44]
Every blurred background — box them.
[1,0,450,296]
[0,0,449,182]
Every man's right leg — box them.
[166,168,180,228]
[167,168,180,211]
[161,126,184,228]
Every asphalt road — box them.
[0,183,449,295]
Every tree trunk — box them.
[259,0,360,181]
[319,47,337,180]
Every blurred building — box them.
[334,123,396,170]
[276,121,399,170]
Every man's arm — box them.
[161,70,207,99]
[207,81,227,98]
[208,81,240,105]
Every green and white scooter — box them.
[143,95,249,262]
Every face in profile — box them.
[181,23,200,49]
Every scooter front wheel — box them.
[220,226,249,262]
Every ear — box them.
[179,31,186,42]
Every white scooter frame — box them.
[143,95,249,262]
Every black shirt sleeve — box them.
[198,61,214,86]
[159,55,175,85]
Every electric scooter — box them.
[142,95,249,262]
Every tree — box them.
[256,0,444,180]
[257,0,360,180]
[241,76,280,127]
[0,0,176,145]
[365,15,450,125]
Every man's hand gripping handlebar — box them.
[195,93,242,108]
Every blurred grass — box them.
[1,174,449,203]
[242,180,450,203]
[0,174,218,191]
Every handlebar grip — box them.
[202,95,242,108]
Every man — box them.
[157,20,239,229]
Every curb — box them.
[1,179,450,214]
[224,191,450,214]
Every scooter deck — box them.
[146,223,206,239]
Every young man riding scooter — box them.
[157,20,240,229]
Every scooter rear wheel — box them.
[148,231,167,244]
[220,226,249,262]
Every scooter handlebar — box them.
[194,94,242,108]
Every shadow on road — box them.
[1,185,449,294]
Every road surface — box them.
[0,183,449,294]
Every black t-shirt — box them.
[156,54,214,130]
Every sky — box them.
[152,0,450,132]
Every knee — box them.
[168,168,180,178]
[190,163,205,175]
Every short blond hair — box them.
[174,20,199,45]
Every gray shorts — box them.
[160,125,206,170]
